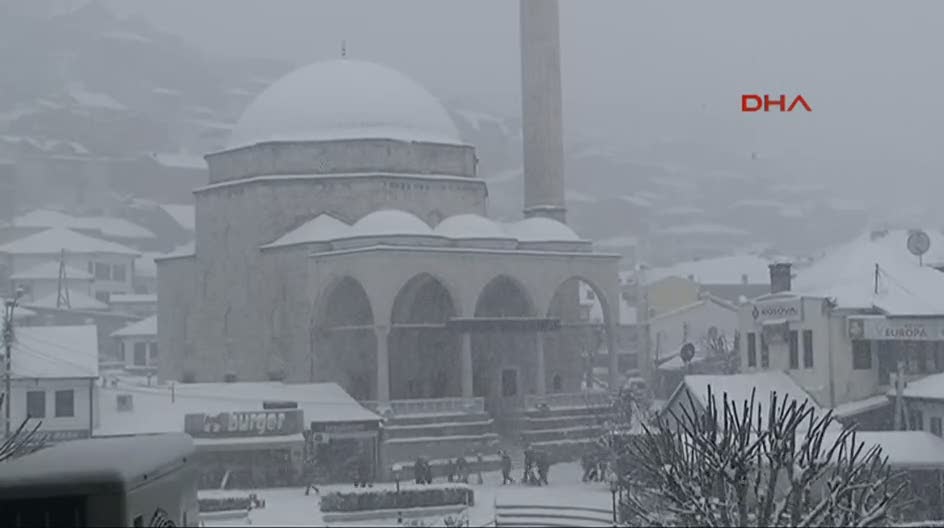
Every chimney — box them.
[520,0,566,222]
[769,263,792,294]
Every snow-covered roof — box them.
[111,315,157,338]
[618,195,653,208]
[11,325,98,379]
[0,228,140,256]
[109,294,157,304]
[349,210,434,238]
[657,223,750,236]
[14,210,155,239]
[833,394,890,418]
[793,230,944,314]
[263,214,350,249]
[160,204,196,231]
[66,83,126,111]
[821,431,944,470]
[27,289,109,311]
[503,217,582,242]
[10,260,92,280]
[95,381,380,436]
[649,296,737,323]
[893,371,944,401]
[587,295,637,326]
[656,206,704,216]
[632,254,774,285]
[668,371,837,431]
[596,235,638,249]
[434,214,512,240]
[226,59,461,150]
[565,190,597,203]
[150,153,206,170]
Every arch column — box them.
[460,332,474,398]
[535,331,547,396]
[606,319,619,392]
[375,325,390,402]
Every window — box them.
[26,391,45,418]
[94,262,110,281]
[55,390,74,418]
[585,289,595,301]
[134,342,147,366]
[552,374,563,392]
[149,342,158,363]
[788,330,799,369]
[95,291,110,304]
[932,417,943,437]
[111,264,126,282]
[802,330,814,368]
[747,333,757,367]
[87,261,93,274]
[909,409,924,431]
[852,341,872,370]
[120,341,126,363]
[760,336,770,368]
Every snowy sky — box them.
[108,0,944,165]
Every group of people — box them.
[580,449,610,482]
[521,446,551,486]
[412,454,485,485]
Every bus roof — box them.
[0,433,195,499]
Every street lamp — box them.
[608,472,620,525]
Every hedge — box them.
[198,496,254,513]
[320,486,474,513]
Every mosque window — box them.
[552,374,563,392]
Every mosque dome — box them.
[227,59,462,149]
[504,217,582,242]
[348,209,434,238]
[435,214,512,240]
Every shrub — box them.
[198,497,253,513]
[320,486,474,513]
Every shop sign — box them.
[185,409,303,438]
[751,298,803,324]
[848,317,944,341]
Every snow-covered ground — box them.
[203,462,613,527]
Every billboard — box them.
[184,409,303,438]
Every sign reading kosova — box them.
[751,298,803,324]
[848,317,944,341]
[184,409,303,438]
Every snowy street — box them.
[203,462,614,527]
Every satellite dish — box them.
[680,342,696,363]
[907,230,931,257]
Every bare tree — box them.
[699,331,739,375]
[0,392,45,462]
[620,386,907,527]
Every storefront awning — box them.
[193,433,305,451]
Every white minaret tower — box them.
[520,0,566,222]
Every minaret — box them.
[520,0,566,222]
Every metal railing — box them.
[524,392,614,410]
[361,397,485,417]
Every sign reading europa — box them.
[848,317,944,341]
[184,409,303,438]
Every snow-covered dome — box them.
[504,217,582,242]
[227,59,461,149]
[435,214,511,240]
[348,210,433,238]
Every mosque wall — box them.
[156,255,195,383]
[206,140,476,184]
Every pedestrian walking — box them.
[500,450,514,485]
[456,457,469,484]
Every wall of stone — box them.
[156,255,195,382]
[206,140,476,184]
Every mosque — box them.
[156,1,622,423]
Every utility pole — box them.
[3,289,23,438]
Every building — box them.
[94,381,381,487]
[5,325,100,444]
[156,59,622,411]
[110,315,157,373]
[0,227,140,302]
[738,230,944,425]
[6,209,156,250]
[108,293,157,318]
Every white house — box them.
[9,260,94,303]
[111,315,157,372]
[739,230,944,419]
[6,325,100,443]
[109,293,157,318]
[0,228,140,303]
[649,294,738,361]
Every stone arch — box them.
[389,273,461,399]
[310,275,377,400]
[471,275,539,411]
[545,275,619,393]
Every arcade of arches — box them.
[311,274,616,415]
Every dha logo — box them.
[742,94,812,112]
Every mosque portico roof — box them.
[434,214,513,240]
[227,59,462,150]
